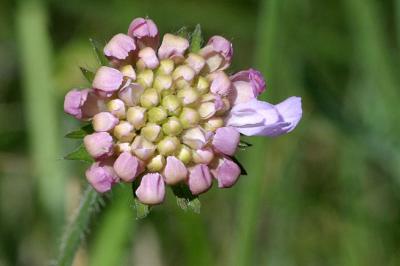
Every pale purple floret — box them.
[135,173,166,205]
[64,89,104,120]
[199,35,233,72]
[83,132,114,159]
[92,112,119,132]
[211,157,241,188]
[86,161,119,193]
[188,164,212,195]
[163,156,188,185]
[229,69,266,105]
[225,97,302,137]
[104,33,136,61]
[128,17,159,49]
[92,66,123,96]
[158,34,189,62]
[113,152,141,182]
[212,127,240,156]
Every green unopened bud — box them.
[131,135,156,161]
[157,136,181,156]
[126,106,147,129]
[115,142,131,154]
[113,121,135,142]
[179,107,200,129]
[140,88,159,108]
[162,95,182,116]
[141,123,163,142]
[147,154,166,172]
[162,117,183,136]
[137,69,154,88]
[196,76,210,95]
[153,74,173,94]
[107,99,126,119]
[203,116,224,131]
[177,87,199,106]
[119,65,136,80]
[157,59,175,75]
[177,145,192,164]
[147,106,167,124]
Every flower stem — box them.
[55,186,101,266]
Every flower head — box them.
[64,17,302,207]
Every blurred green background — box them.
[1,0,400,265]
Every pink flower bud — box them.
[135,173,165,205]
[83,132,114,159]
[229,69,266,105]
[188,164,212,195]
[199,35,233,72]
[64,89,104,120]
[92,66,123,96]
[185,53,205,74]
[128,17,159,49]
[92,112,119,132]
[104,33,136,61]
[118,83,145,107]
[138,47,159,69]
[163,156,188,184]
[212,127,240,156]
[86,161,119,193]
[192,147,214,164]
[181,127,213,150]
[211,157,240,188]
[113,152,141,182]
[158,34,189,63]
[209,71,232,96]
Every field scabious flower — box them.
[64,17,302,206]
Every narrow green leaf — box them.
[176,26,189,39]
[231,156,248,176]
[134,199,150,219]
[89,38,108,66]
[238,140,253,149]
[171,183,201,213]
[190,24,203,52]
[65,124,94,139]
[80,67,95,83]
[64,144,93,163]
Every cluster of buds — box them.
[64,17,302,205]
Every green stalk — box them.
[89,185,135,266]
[56,186,101,266]
[230,0,280,265]
[16,0,65,227]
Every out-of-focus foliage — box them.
[1,0,400,265]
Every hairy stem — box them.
[55,186,101,266]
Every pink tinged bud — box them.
[118,83,145,106]
[107,99,126,119]
[128,17,159,49]
[192,147,214,165]
[64,89,104,120]
[104,34,136,61]
[185,53,206,74]
[225,97,302,137]
[131,136,156,161]
[163,156,188,184]
[181,127,213,150]
[158,34,189,63]
[135,173,165,205]
[92,66,123,96]
[92,112,119,132]
[212,127,240,156]
[119,65,136,80]
[209,71,232,96]
[86,161,119,193]
[212,157,240,188]
[84,132,114,159]
[199,35,233,72]
[188,164,212,195]
[229,69,266,105]
[113,152,141,182]
[138,47,159,69]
